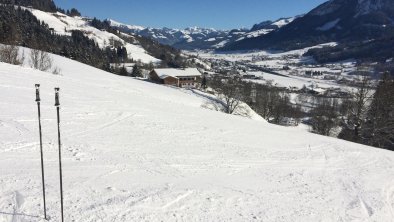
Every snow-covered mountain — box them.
[1,48,394,221]
[250,17,298,31]
[108,17,296,50]
[224,0,394,51]
[108,19,238,49]
[24,8,160,63]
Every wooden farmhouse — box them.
[149,68,202,88]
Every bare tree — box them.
[220,79,244,114]
[271,92,292,124]
[340,74,373,141]
[52,66,62,75]
[210,76,245,114]
[254,85,278,120]
[253,85,298,124]
[0,45,24,65]
[30,49,53,71]
[310,98,340,136]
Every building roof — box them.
[154,68,201,79]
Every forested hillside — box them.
[0,5,115,69]
[304,36,394,64]
[89,18,187,68]
[0,0,57,12]
[0,1,190,74]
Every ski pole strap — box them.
[55,88,60,107]
[35,84,40,102]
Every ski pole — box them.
[55,88,64,222]
[35,84,47,220]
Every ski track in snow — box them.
[65,112,136,138]
[0,51,394,221]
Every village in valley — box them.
[106,37,382,133]
[116,45,367,128]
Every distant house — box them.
[149,68,202,88]
[242,74,257,79]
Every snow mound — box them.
[0,51,393,221]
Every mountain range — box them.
[4,0,394,64]
[108,17,296,50]
[223,0,394,51]
[107,0,394,63]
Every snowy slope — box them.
[271,17,296,28]
[1,52,394,222]
[26,8,159,64]
[107,19,145,32]
[235,17,297,42]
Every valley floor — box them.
[0,53,393,221]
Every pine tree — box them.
[119,66,128,76]
[131,64,143,77]
[362,73,394,150]
[68,8,81,17]
[116,46,127,62]
[201,75,207,89]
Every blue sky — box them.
[54,0,327,30]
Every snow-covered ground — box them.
[187,43,360,91]
[1,52,394,222]
[247,71,341,89]
[26,8,159,64]
[190,43,339,62]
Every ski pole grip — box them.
[55,88,60,107]
[35,84,41,102]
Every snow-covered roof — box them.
[154,68,201,79]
